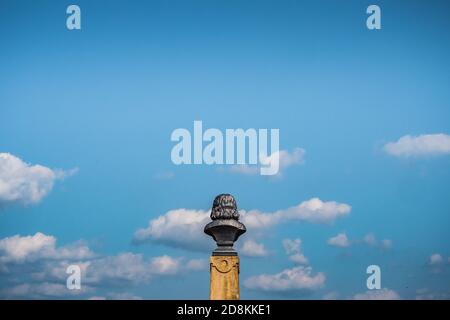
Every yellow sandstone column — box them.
[210,255,240,300]
[204,194,246,300]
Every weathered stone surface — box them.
[209,255,240,300]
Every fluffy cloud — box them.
[268,198,351,225]
[277,148,306,169]
[240,240,269,257]
[384,134,450,157]
[289,254,309,265]
[244,266,325,292]
[243,237,320,293]
[228,148,305,177]
[428,253,449,273]
[133,209,212,251]
[133,198,351,251]
[353,288,400,300]
[327,233,350,247]
[150,255,182,275]
[283,239,308,265]
[0,232,93,263]
[0,153,77,207]
[241,198,351,228]
[260,148,306,177]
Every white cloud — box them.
[271,198,351,224]
[54,167,79,180]
[133,209,212,251]
[85,252,154,284]
[384,134,450,157]
[240,240,269,257]
[242,197,351,228]
[260,148,306,177]
[327,232,392,250]
[353,288,400,300]
[0,153,77,207]
[0,232,93,263]
[289,253,308,265]
[228,148,305,177]
[429,253,443,265]
[327,233,350,247]
[282,239,299,254]
[283,239,308,265]
[277,148,306,169]
[239,210,278,230]
[150,255,181,275]
[244,266,325,292]
[133,198,351,251]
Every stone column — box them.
[204,194,246,300]
[210,255,240,300]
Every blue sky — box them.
[1,0,450,299]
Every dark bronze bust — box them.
[204,194,246,256]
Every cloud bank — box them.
[327,232,392,250]
[353,288,400,300]
[133,198,351,252]
[244,266,325,292]
[0,232,204,299]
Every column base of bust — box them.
[209,255,240,300]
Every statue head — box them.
[205,194,246,256]
[210,194,239,220]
